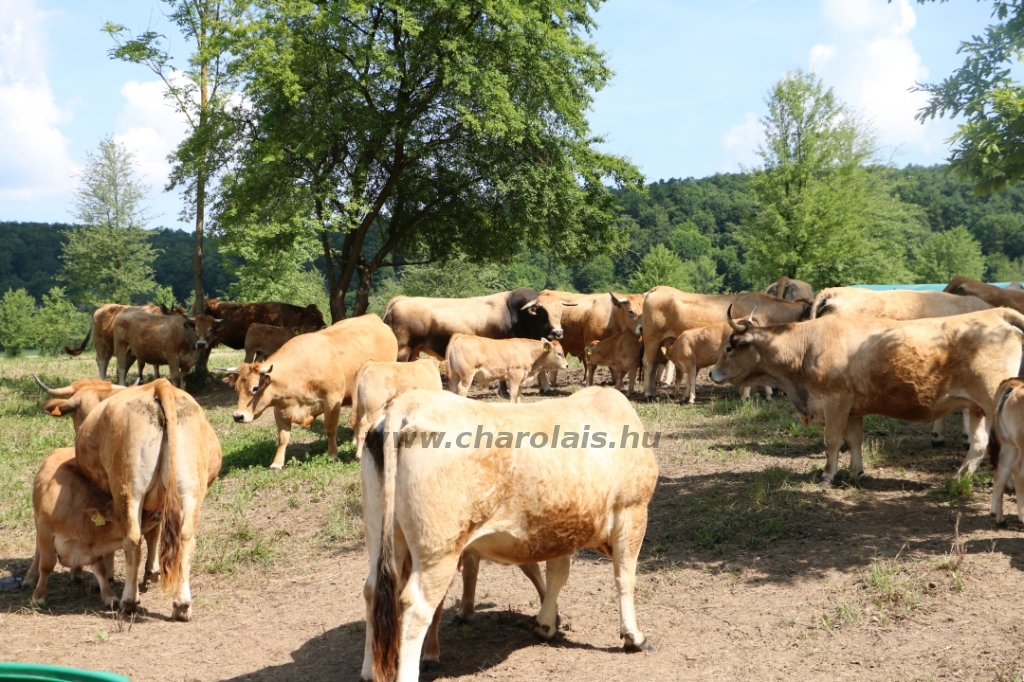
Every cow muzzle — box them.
[233,412,253,423]
[549,328,564,339]
[709,366,726,384]
[196,341,208,349]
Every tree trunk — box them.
[192,59,210,376]
[353,255,373,316]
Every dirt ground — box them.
[4,367,1024,682]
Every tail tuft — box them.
[155,381,184,596]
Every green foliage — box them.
[35,287,90,356]
[739,71,921,289]
[628,245,692,292]
[915,1,1024,193]
[913,226,986,283]
[217,0,643,317]
[0,289,37,357]
[71,136,152,231]
[222,235,329,313]
[574,254,620,293]
[666,221,713,260]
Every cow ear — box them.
[609,292,628,306]
[221,374,238,385]
[42,397,78,417]
[291,327,300,335]
[183,318,197,330]
[543,341,552,352]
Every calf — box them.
[243,323,319,363]
[989,377,1024,524]
[662,322,772,404]
[23,448,161,609]
[445,334,568,403]
[350,358,443,458]
[583,330,641,394]
[113,310,221,388]
[361,387,658,681]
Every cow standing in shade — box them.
[64,303,182,380]
[112,310,221,388]
[203,299,326,350]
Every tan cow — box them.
[989,377,1024,525]
[44,378,222,620]
[360,387,658,681]
[812,286,992,320]
[243,322,319,363]
[350,358,443,458]
[445,335,569,403]
[221,314,398,470]
[710,307,1024,486]
[661,321,772,404]
[64,303,176,380]
[640,288,811,398]
[583,330,642,393]
[113,310,221,388]
[34,376,129,434]
[944,277,1024,313]
[765,276,815,301]
[23,448,162,609]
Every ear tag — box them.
[91,513,106,526]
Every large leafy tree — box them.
[915,1,1024,194]
[105,0,240,316]
[739,70,920,289]
[218,0,642,320]
[61,138,160,305]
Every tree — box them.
[35,287,91,356]
[912,226,987,283]
[105,0,241,316]
[218,0,642,321]
[915,1,1024,193]
[61,138,159,305]
[738,71,920,289]
[0,289,37,357]
[222,237,330,314]
[627,245,691,293]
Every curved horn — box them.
[520,299,538,311]
[726,304,745,333]
[215,366,239,374]
[746,304,758,325]
[33,374,75,397]
[259,364,274,375]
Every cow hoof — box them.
[931,435,945,447]
[120,599,138,614]
[623,634,653,652]
[269,466,283,474]
[30,597,45,609]
[817,478,833,489]
[962,435,970,450]
[453,612,472,625]
[143,570,160,585]
[533,622,557,641]
[420,659,441,673]
[107,599,120,611]
[172,601,193,622]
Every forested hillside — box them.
[3,164,1024,317]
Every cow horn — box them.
[746,305,758,324]
[520,299,538,311]
[259,364,274,375]
[726,305,745,333]
[215,366,239,374]
[33,374,75,397]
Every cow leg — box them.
[962,409,972,448]
[271,410,293,471]
[660,362,676,387]
[764,385,773,400]
[396,555,460,682]
[956,408,989,476]
[508,373,524,404]
[360,457,386,682]
[820,402,852,486]
[534,554,569,640]
[324,401,342,460]
[538,370,554,395]
[931,417,946,447]
[168,359,183,389]
[143,523,161,587]
[739,386,751,400]
[520,562,547,602]
[1012,448,1024,525]
[97,356,109,381]
[28,533,56,608]
[992,440,1017,524]
[585,361,597,386]
[422,597,448,673]
[845,415,866,479]
[119,498,145,613]
[90,557,118,609]
[456,552,480,622]
[686,362,697,405]
[613,507,651,652]
[642,343,660,399]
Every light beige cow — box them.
[445,335,568,403]
[583,330,641,393]
[350,358,443,458]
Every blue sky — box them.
[0,0,998,230]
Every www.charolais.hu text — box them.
[366,425,662,449]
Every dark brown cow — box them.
[243,323,320,363]
[203,299,326,350]
[640,288,811,398]
[765,276,814,301]
[944,277,1024,314]
[113,310,221,388]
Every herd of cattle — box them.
[17,275,1024,681]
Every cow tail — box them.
[382,296,404,327]
[991,382,1019,470]
[155,379,184,597]
[351,362,369,432]
[63,322,93,356]
[372,412,401,682]
[997,308,1024,339]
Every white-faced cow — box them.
[710,307,1024,486]
[360,387,658,682]
[221,314,398,470]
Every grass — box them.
[859,553,924,625]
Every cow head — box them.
[709,305,762,387]
[302,304,328,330]
[187,314,222,350]
[610,292,643,335]
[35,375,127,433]
[520,291,578,340]
[219,363,275,423]
[532,340,569,374]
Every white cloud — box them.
[114,76,190,193]
[717,111,762,173]
[0,0,76,203]
[810,0,946,159]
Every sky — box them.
[0,0,1000,230]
